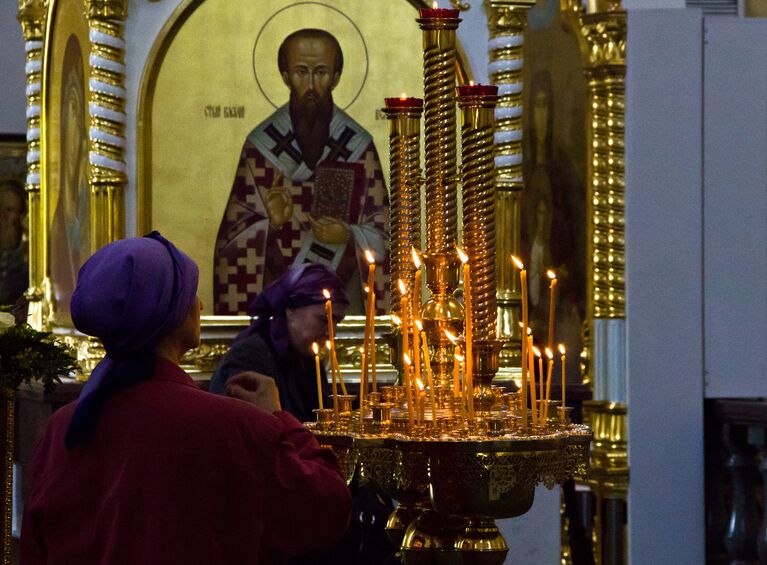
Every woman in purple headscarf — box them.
[210,263,350,423]
[21,234,351,565]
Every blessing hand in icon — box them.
[265,173,293,229]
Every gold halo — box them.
[252,2,369,110]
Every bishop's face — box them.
[281,36,341,110]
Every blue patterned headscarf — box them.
[65,232,199,449]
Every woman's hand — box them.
[225,371,282,413]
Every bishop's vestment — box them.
[214,104,388,315]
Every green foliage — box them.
[0,321,80,395]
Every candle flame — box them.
[325,340,332,350]
[469,80,475,86]
[411,247,422,269]
[456,246,469,264]
[400,92,407,99]
[322,288,331,300]
[558,344,566,355]
[527,327,532,335]
[511,255,524,270]
[533,346,542,357]
[398,279,408,295]
[547,270,557,280]
[455,353,465,362]
[359,346,365,353]
[444,329,459,345]
[545,347,554,359]
[432,0,438,8]
[415,319,423,332]
[312,342,319,355]
[364,285,370,293]
[365,249,375,264]
[391,313,402,326]
[403,353,412,366]
[415,377,425,391]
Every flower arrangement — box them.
[0,311,79,396]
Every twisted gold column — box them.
[418,15,459,257]
[418,11,463,386]
[383,100,423,320]
[458,87,503,410]
[485,0,535,372]
[86,0,127,250]
[579,10,626,400]
[18,0,48,330]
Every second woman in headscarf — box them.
[210,263,349,422]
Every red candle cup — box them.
[419,7,461,18]
[384,97,424,109]
[456,84,499,97]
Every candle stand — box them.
[308,8,591,564]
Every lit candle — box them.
[512,255,528,429]
[536,345,544,412]
[415,377,425,422]
[384,94,424,109]
[322,289,341,396]
[455,352,466,422]
[419,1,460,18]
[412,247,423,321]
[359,345,366,420]
[419,324,433,393]
[547,270,557,349]
[559,344,566,421]
[445,329,462,399]
[413,318,422,405]
[457,247,473,419]
[364,250,377,389]
[403,353,415,428]
[417,321,437,427]
[326,340,338,418]
[545,347,554,409]
[452,345,461,398]
[398,279,410,362]
[529,337,537,426]
[312,342,323,410]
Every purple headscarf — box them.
[240,263,349,357]
[65,232,199,448]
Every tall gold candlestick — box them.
[418,10,460,257]
[384,99,422,319]
[458,84,500,413]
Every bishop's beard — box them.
[290,89,333,170]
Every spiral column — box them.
[579,10,626,402]
[418,9,464,386]
[86,0,127,249]
[485,0,536,372]
[383,99,423,320]
[17,0,47,331]
[458,86,503,410]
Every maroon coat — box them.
[20,358,352,565]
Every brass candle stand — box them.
[418,11,463,388]
[306,10,592,565]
